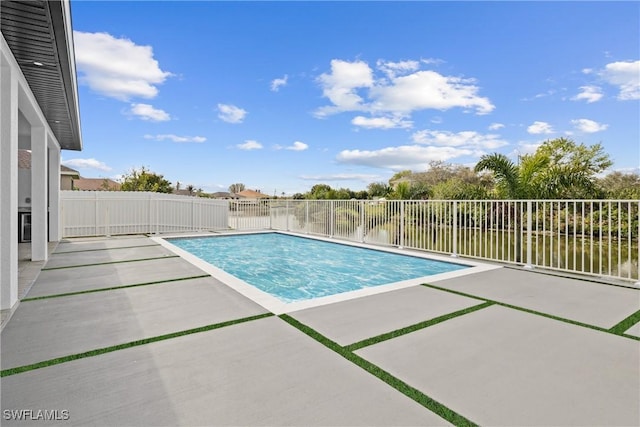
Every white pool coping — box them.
[152,231,501,315]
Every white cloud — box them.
[144,134,206,143]
[275,141,309,151]
[571,85,603,103]
[218,104,247,124]
[62,158,112,171]
[315,59,494,119]
[351,115,413,129]
[130,103,170,121]
[336,145,475,170]
[376,59,420,78]
[369,70,494,115]
[571,118,608,133]
[299,173,381,182]
[601,60,640,100]
[287,141,308,151]
[488,123,504,130]
[511,141,542,157]
[412,130,508,149]
[315,59,374,117]
[270,75,288,92]
[527,121,554,135]
[237,140,262,150]
[73,31,172,101]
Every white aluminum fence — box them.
[269,199,640,283]
[228,200,271,230]
[59,193,639,282]
[61,191,229,237]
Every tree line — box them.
[118,138,639,200]
[297,138,639,200]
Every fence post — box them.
[525,200,533,268]
[286,200,290,231]
[399,201,405,248]
[305,201,309,234]
[452,200,458,257]
[360,200,365,242]
[94,192,99,236]
[329,200,334,238]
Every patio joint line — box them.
[21,274,212,301]
[53,244,160,254]
[609,309,640,336]
[0,312,274,378]
[279,314,478,427]
[41,255,180,271]
[422,283,640,341]
[345,301,495,352]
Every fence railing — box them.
[60,191,229,237]
[60,193,639,282]
[269,199,639,283]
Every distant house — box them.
[72,178,121,191]
[172,189,195,197]
[211,191,238,199]
[61,165,80,190]
[236,189,270,199]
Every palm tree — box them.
[475,143,607,262]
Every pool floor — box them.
[167,233,468,303]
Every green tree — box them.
[597,171,640,199]
[229,183,245,194]
[367,182,392,198]
[120,166,173,193]
[475,138,610,199]
[306,184,334,199]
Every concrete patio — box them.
[1,235,639,426]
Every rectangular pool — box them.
[166,232,470,305]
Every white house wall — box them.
[1,33,63,311]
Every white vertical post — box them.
[525,200,533,268]
[360,200,365,242]
[305,201,309,234]
[452,201,458,257]
[48,145,61,241]
[399,201,405,248]
[286,200,290,231]
[329,200,334,238]
[0,54,19,309]
[31,126,48,261]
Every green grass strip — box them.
[1,312,273,378]
[345,301,494,352]
[279,314,478,427]
[41,255,180,271]
[21,275,211,301]
[53,244,160,254]
[609,309,640,336]
[422,283,640,341]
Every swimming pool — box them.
[167,232,469,304]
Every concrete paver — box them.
[43,245,175,269]
[430,267,640,328]
[356,305,640,426]
[1,277,267,370]
[26,257,208,298]
[1,317,446,426]
[55,236,156,253]
[291,285,482,346]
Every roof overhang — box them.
[1,0,82,151]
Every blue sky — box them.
[65,1,639,196]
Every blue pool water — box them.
[169,233,468,303]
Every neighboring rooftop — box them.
[71,178,121,191]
